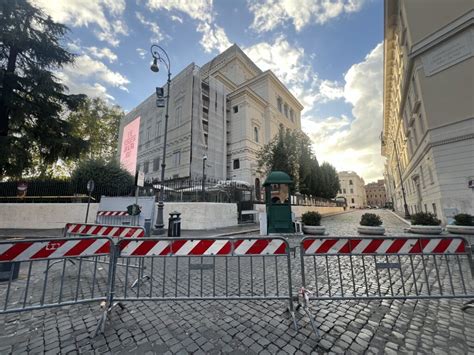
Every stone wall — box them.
[254,204,345,217]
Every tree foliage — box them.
[71,159,134,197]
[68,97,123,161]
[0,0,88,177]
[257,127,340,199]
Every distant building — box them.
[337,171,367,208]
[381,0,474,222]
[366,180,387,208]
[117,44,303,189]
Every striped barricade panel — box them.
[95,211,139,227]
[64,223,145,238]
[299,236,474,301]
[0,237,114,315]
[117,238,287,257]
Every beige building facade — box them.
[118,44,303,188]
[366,180,388,208]
[382,0,474,222]
[337,171,367,208]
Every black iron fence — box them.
[0,177,254,204]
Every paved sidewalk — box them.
[0,209,473,354]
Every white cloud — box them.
[136,12,167,42]
[145,0,212,22]
[197,22,232,53]
[248,0,365,32]
[244,36,325,113]
[86,47,117,63]
[301,42,385,182]
[136,48,148,59]
[145,0,230,53]
[58,54,130,100]
[30,0,127,46]
[170,15,183,23]
[319,80,344,101]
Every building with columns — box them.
[118,44,303,190]
[337,171,367,209]
[382,0,474,222]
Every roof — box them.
[263,171,293,186]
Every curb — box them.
[389,210,411,226]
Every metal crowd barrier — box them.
[96,211,139,226]
[298,236,474,337]
[95,236,297,334]
[0,237,114,314]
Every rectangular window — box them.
[153,158,160,172]
[277,97,282,113]
[284,104,288,118]
[350,188,354,194]
[155,121,161,142]
[432,203,437,216]
[233,159,240,170]
[143,161,149,174]
[233,105,238,113]
[351,198,355,203]
[254,127,259,142]
[428,165,434,184]
[290,109,294,122]
[343,188,346,193]
[173,151,181,167]
[349,180,353,185]
[176,106,182,125]
[424,204,427,212]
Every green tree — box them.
[71,159,134,198]
[68,97,124,161]
[0,0,88,178]
[318,162,341,199]
[258,127,340,199]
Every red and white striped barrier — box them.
[0,238,112,262]
[302,237,467,255]
[118,238,287,257]
[97,211,129,216]
[65,223,145,238]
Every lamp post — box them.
[202,155,207,202]
[392,139,410,219]
[150,44,171,235]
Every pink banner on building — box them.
[120,116,140,176]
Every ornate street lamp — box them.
[150,44,171,235]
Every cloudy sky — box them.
[31,0,384,183]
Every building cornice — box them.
[227,86,268,108]
[237,70,304,111]
[409,9,474,59]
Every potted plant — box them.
[357,213,385,235]
[409,212,442,234]
[302,211,325,235]
[446,213,474,235]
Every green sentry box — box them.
[263,171,295,234]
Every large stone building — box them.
[365,180,387,208]
[382,0,474,222]
[117,44,303,189]
[337,171,367,209]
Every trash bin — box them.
[0,262,20,282]
[168,211,181,237]
[144,218,152,237]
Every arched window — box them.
[254,127,259,142]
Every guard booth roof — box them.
[263,171,293,186]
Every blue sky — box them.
[32,0,385,182]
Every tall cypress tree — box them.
[0,0,88,177]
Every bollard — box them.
[168,211,181,237]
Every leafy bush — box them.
[302,211,322,226]
[454,213,474,226]
[360,213,383,227]
[410,212,441,226]
[71,159,134,198]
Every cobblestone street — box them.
[1,209,473,354]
